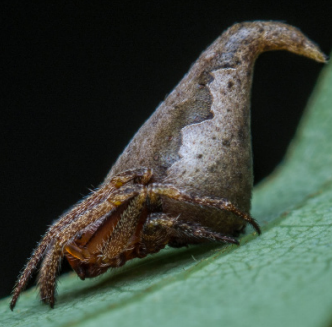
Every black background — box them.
[1,0,331,299]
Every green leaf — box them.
[1,56,332,327]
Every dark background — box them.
[1,0,331,299]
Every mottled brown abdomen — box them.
[107,22,325,235]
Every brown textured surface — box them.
[107,21,326,234]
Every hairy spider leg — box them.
[136,212,239,256]
[142,212,240,246]
[10,168,152,310]
[148,183,261,235]
[100,193,147,262]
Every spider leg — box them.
[10,168,151,310]
[100,192,147,263]
[141,212,239,250]
[38,242,60,308]
[148,184,261,235]
[170,220,240,245]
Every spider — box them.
[11,20,325,310]
[10,167,260,309]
